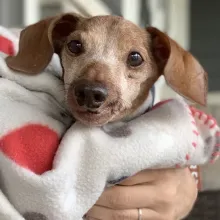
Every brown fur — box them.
[5,13,208,126]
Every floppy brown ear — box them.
[5,13,83,75]
[147,27,208,106]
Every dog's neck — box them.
[123,85,155,122]
[102,86,155,134]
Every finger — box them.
[87,205,164,220]
[120,168,182,186]
[119,170,158,186]
[175,169,198,219]
[96,184,166,209]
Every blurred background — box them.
[0,0,220,219]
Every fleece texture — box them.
[0,26,219,220]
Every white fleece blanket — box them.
[0,27,220,220]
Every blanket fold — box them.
[0,26,219,220]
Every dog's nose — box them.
[74,81,108,109]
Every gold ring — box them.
[138,208,142,220]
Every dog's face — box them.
[6,14,208,126]
[62,16,158,125]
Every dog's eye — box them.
[67,40,83,55]
[127,52,143,67]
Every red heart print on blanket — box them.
[0,35,15,56]
[0,124,60,175]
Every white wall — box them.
[121,0,141,25]
[23,0,41,26]
[61,0,111,16]
[158,0,191,101]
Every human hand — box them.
[86,168,197,220]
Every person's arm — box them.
[86,168,197,220]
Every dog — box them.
[5,13,207,126]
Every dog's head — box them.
[6,14,207,126]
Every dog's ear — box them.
[6,13,83,75]
[147,27,208,106]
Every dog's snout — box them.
[74,81,108,109]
